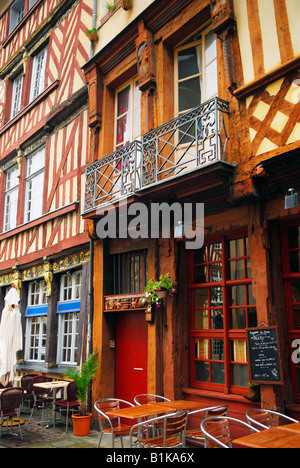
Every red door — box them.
[115,311,148,403]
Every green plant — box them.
[65,350,100,416]
[105,2,117,11]
[144,273,177,306]
[86,27,98,35]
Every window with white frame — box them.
[25,279,48,362]
[175,27,217,116]
[10,74,23,119]
[9,0,39,35]
[4,165,19,232]
[24,147,45,222]
[30,47,48,102]
[115,78,141,150]
[57,271,82,365]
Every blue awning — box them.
[25,304,48,317]
[57,300,81,314]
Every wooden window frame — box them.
[188,235,256,395]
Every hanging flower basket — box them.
[144,273,177,307]
[86,28,98,42]
[121,0,132,10]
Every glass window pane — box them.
[210,264,222,282]
[179,77,201,112]
[228,238,244,258]
[195,361,209,382]
[211,310,224,329]
[195,339,209,359]
[211,339,224,360]
[230,285,246,306]
[194,310,208,329]
[211,287,223,306]
[289,227,300,249]
[205,60,217,98]
[195,289,208,308]
[231,340,247,362]
[205,31,217,63]
[117,86,130,116]
[290,251,300,273]
[211,363,225,384]
[194,265,207,283]
[229,259,244,280]
[178,46,201,80]
[231,364,248,387]
[230,308,246,329]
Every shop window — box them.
[189,236,256,394]
[57,271,82,365]
[24,146,45,222]
[25,279,48,362]
[3,165,19,232]
[113,249,148,294]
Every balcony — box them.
[84,97,230,215]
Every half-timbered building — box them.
[83,0,300,435]
[0,0,92,379]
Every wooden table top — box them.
[153,400,207,411]
[106,403,174,419]
[233,426,300,448]
[280,422,300,433]
[106,400,207,419]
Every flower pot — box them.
[87,32,98,42]
[72,413,92,436]
[155,289,167,299]
[121,0,132,10]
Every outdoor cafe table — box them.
[233,423,300,448]
[32,380,69,428]
[106,400,209,440]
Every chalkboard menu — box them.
[246,327,283,385]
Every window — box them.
[10,74,23,119]
[57,271,82,365]
[282,223,300,402]
[113,249,148,294]
[189,236,257,394]
[25,280,48,362]
[175,27,217,116]
[4,165,19,232]
[30,47,47,102]
[25,146,45,222]
[9,0,39,35]
[115,78,141,150]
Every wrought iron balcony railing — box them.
[84,97,229,213]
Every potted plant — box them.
[244,382,261,402]
[121,0,132,10]
[105,2,117,12]
[65,350,100,436]
[144,273,177,307]
[86,27,98,42]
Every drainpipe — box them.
[89,0,97,59]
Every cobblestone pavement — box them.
[0,412,129,449]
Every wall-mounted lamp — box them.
[174,221,212,239]
[285,188,299,210]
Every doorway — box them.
[115,311,148,403]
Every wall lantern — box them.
[174,221,212,239]
[285,188,299,210]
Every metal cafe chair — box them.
[94,398,136,448]
[0,387,24,440]
[246,409,298,432]
[129,410,188,448]
[20,373,38,412]
[29,375,53,425]
[185,405,229,447]
[54,381,79,432]
[200,416,260,448]
[134,393,171,405]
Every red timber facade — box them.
[83,0,300,436]
[0,0,92,379]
